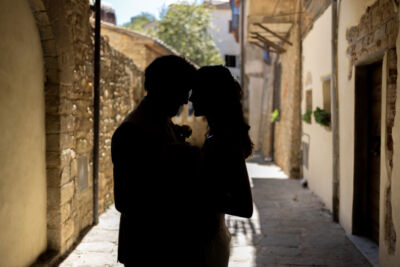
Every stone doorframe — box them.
[28,0,76,254]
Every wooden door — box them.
[367,62,382,244]
[353,61,382,244]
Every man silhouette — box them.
[111,55,197,266]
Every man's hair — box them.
[144,55,196,94]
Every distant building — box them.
[207,1,241,81]
[101,2,116,25]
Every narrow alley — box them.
[2,0,400,266]
[60,162,369,267]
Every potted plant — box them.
[302,109,312,124]
[313,107,331,127]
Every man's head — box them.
[144,55,196,117]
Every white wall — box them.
[210,8,240,80]
[301,6,333,211]
[337,0,378,234]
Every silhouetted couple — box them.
[111,55,253,267]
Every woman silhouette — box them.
[190,65,254,267]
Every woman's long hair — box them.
[195,66,253,158]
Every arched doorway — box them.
[0,0,47,265]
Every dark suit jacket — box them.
[111,97,204,266]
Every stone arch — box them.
[28,0,64,253]
[28,0,96,256]
[0,0,49,265]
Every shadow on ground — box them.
[227,163,371,267]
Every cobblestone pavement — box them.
[60,163,370,267]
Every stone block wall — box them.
[273,18,302,178]
[346,0,398,78]
[66,24,143,253]
[39,0,94,253]
[30,0,143,257]
[101,24,173,72]
[31,0,205,260]
[98,38,143,214]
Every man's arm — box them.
[111,123,157,215]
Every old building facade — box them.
[300,1,400,265]
[240,0,302,178]
[237,0,400,265]
[208,0,241,81]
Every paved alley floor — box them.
[60,163,370,267]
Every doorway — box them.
[270,61,282,159]
[353,60,382,244]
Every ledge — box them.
[346,234,379,267]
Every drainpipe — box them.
[331,0,340,222]
[93,0,101,225]
[240,0,245,88]
[297,0,303,178]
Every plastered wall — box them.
[337,0,379,234]
[0,0,47,265]
[301,6,333,211]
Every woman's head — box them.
[190,65,253,157]
[190,65,241,117]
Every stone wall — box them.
[65,23,143,254]
[101,23,177,72]
[25,0,206,262]
[273,15,302,178]
[28,0,142,258]
[99,38,143,214]
[346,0,398,78]
[38,0,93,253]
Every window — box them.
[306,89,312,111]
[322,78,331,112]
[188,102,194,116]
[263,50,271,64]
[225,55,236,67]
